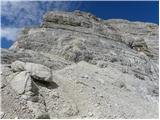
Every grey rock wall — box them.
[1,11,159,119]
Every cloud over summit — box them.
[1,1,76,27]
[1,1,80,41]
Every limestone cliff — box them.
[1,11,159,119]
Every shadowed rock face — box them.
[1,11,159,119]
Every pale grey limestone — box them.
[1,11,158,119]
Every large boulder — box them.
[25,62,52,82]
[11,61,25,72]
[10,71,38,95]
[10,61,52,82]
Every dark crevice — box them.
[32,77,58,90]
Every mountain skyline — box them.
[1,1,159,48]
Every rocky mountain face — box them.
[1,11,159,119]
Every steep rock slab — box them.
[51,61,158,118]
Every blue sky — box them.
[1,1,159,48]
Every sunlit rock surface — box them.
[1,11,158,119]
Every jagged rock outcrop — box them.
[1,11,159,119]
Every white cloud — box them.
[1,28,20,41]
[1,1,76,27]
[1,1,80,41]
[1,1,47,26]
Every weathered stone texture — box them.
[1,11,158,119]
